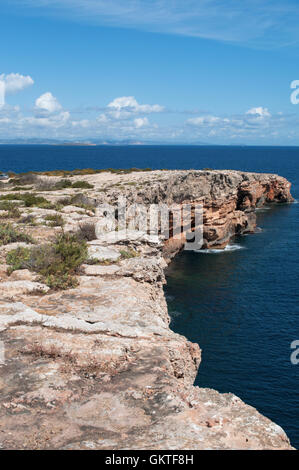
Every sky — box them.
[1,0,299,144]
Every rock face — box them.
[0,169,294,450]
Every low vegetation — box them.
[0,223,35,246]
[6,232,88,290]
[9,167,153,179]
[72,181,94,189]
[19,214,38,226]
[38,179,94,191]
[119,248,139,259]
[0,201,21,219]
[0,192,54,209]
[57,193,96,213]
[76,222,97,241]
[12,173,40,186]
[44,213,64,227]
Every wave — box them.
[165,294,175,302]
[255,206,271,211]
[194,243,245,254]
[169,310,183,318]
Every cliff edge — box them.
[0,169,294,449]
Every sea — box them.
[0,144,298,447]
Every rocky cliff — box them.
[0,169,294,449]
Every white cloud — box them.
[0,82,5,107]
[0,87,298,144]
[108,96,164,114]
[0,73,34,106]
[24,111,70,129]
[96,96,163,126]
[246,107,271,117]
[134,117,149,128]
[188,115,230,126]
[0,73,34,93]
[35,92,62,114]
[72,119,90,128]
[184,106,293,142]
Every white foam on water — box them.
[256,206,271,211]
[194,243,245,254]
[170,310,183,318]
[165,294,175,302]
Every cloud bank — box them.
[0,73,298,144]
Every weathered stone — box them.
[87,245,120,261]
[81,264,120,276]
[0,280,49,297]
[9,269,39,282]
[0,169,294,450]
[61,205,85,214]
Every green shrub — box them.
[0,193,21,201]
[54,233,87,271]
[0,223,34,246]
[85,258,114,266]
[11,186,33,191]
[38,178,93,190]
[53,179,73,190]
[44,214,64,227]
[23,194,51,208]
[0,201,21,219]
[119,248,138,259]
[6,247,31,273]
[72,180,94,189]
[20,214,38,226]
[6,233,87,290]
[45,273,79,290]
[0,192,53,208]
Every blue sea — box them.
[0,144,298,447]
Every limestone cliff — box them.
[0,169,294,449]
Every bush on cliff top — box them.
[0,223,35,246]
[0,202,21,219]
[44,213,64,227]
[76,222,97,241]
[6,232,88,290]
[0,192,54,209]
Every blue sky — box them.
[1,0,299,144]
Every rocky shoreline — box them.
[0,169,294,449]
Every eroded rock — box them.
[0,169,294,449]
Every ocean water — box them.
[0,144,298,447]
